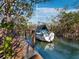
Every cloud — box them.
[66,9,79,13]
[35,8,63,17]
[30,8,79,24]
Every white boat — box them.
[43,32,55,42]
[36,25,55,42]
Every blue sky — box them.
[38,0,79,8]
[29,0,79,24]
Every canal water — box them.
[35,38,79,59]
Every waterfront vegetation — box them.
[0,0,32,58]
[52,11,79,41]
[0,0,48,59]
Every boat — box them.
[25,39,43,59]
[29,51,43,59]
[35,25,55,42]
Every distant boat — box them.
[35,25,54,42]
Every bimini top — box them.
[36,25,48,31]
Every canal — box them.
[35,38,79,59]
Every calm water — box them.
[35,39,79,59]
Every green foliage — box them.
[4,36,13,59]
[1,22,14,30]
[52,11,79,40]
[0,0,48,59]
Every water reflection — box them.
[44,43,54,51]
[35,39,79,59]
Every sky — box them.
[37,0,79,8]
[29,0,79,24]
[0,0,79,24]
